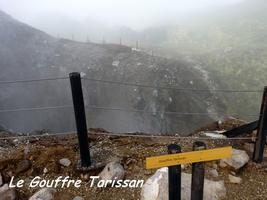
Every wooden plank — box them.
[223,120,258,138]
[146,146,232,169]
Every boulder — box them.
[219,148,249,170]
[228,174,242,184]
[29,188,57,200]
[141,167,226,200]
[0,184,17,200]
[98,162,125,182]
[59,158,71,167]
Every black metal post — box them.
[168,144,181,200]
[253,86,267,163]
[69,72,91,167]
[191,141,206,200]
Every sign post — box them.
[69,72,91,168]
[191,141,206,200]
[253,86,267,163]
[146,146,232,170]
[168,144,181,200]
[146,145,232,200]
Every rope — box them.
[0,75,260,140]
[0,77,68,85]
[0,105,73,113]
[82,77,262,93]
[0,131,253,141]
[0,104,258,117]
[0,131,75,140]
[85,105,259,117]
[92,132,254,140]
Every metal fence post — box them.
[253,86,267,163]
[168,144,181,200]
[69,72,91,167]
[191,141,206,200]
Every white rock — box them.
[43,168,48,174]
[228,174,242,184]
[29,188,56,200]
[59,158,71,167]
[220,149,249,170]
[13,139,19,143]
[0,184,17,200]
[98,162,125,182]
[73,196,85,200]
[0,184,9,193]
[230,171,236,176]
[209,169,219,177]
[219,160,227,168]
[181,164,189,170]
[112,60,120,67]
[203,131,226,139]
[0,173,3,186]
[141,167,226,200]
[80,72,86,77]
[132,47,140,52]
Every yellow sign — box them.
[146,146,232,169]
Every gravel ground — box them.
[0,120,267,199]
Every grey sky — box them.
[0,0,244,29]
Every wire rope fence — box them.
[0,74,263,136]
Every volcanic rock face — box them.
[0,10,225,134]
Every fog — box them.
[0,0,264,135]
[0,0,243,30]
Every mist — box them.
[0,0,244,31]
[0,0,265,135]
